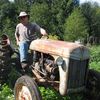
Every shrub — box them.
[0,84,14,100]
[89,45,100,72]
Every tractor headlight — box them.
[56,56,63,66]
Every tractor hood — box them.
[30,39,89,60]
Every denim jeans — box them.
[19,41,30,62]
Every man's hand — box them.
[40,28,48,36]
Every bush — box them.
[89,45,100,72]
[64,8,88,41]
[39,87,85,100]
[0,84,14,100]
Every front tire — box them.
[14,75,42,100]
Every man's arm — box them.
[15,25,20,45]
[33,23,48,36]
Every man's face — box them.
[19,16,29,23]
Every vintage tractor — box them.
[14,38,91,100]
[0,35,100,100]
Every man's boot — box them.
[21,61,29,74]
[21,61,33,76]
[21,61,28,69]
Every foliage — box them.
[64,8,88,41]
[30,2,50,30]
[7,67,21,88]
[0,2,18,44]
[89,45,100,72]
[81,2,100,37]
[46,0,79,38]
[39,87,85,100]
[0,84,14,100]
[48,34,59,40]
[0,85,85,100]
[14,0,30,12]
[29,0,78,38]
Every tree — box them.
[47,0,79,38]
[0,0,9,33]
[95,7,100,37]
[81,2,100,37]
[30,2,50,32]
[63,8,89,41]
[0,2,18,42]
[29,0,79,39]
[14,0,30,12]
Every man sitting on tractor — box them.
[15,11,47,71]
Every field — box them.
[0,45,100,100]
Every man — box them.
[15,11,47,69]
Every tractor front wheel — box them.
[14,75,42,100]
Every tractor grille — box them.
[67,59,89,89]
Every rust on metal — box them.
[30,39,84,58]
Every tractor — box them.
[0,35,100,100]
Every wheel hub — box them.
[18,85,32,100]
